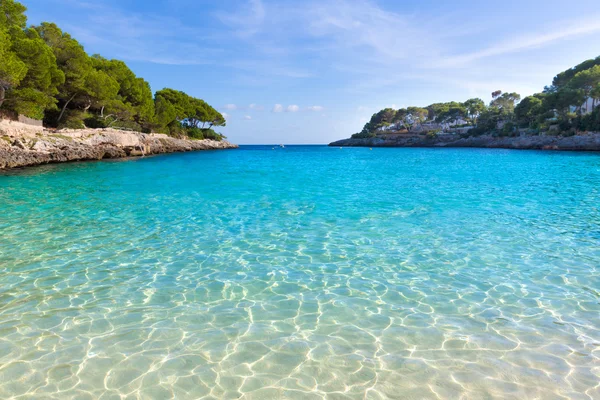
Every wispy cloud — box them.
[440,18,600,67]
[286,105,300,112]
[244,115,253,120]
[37,0,600,127]
[216,0,266,37]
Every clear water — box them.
[0,146,599,400]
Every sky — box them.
[22,0,600,144]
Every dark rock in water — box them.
[329,132,600,151]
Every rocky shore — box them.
[329,132,600,151]
[0,120,237,169]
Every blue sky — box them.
[22,0,600,144]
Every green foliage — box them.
[0,0,224,139]
[0,1,28,108]
[501,121,516,136]
[90,56,155,126]
[9,28,65,118]
[356,54,600,139]
[514,95,544,128]
[428,102,466,123]
[463,98,486,122]
[351,131,377,139]
[579,107,600,131]
[365,108,396,132]
[0,0,27,38]
[186,127,225,141]
[490,92,521,114]
[550,56,600,90]
[154,89,226,139]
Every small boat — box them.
[280,144,285,148]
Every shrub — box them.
[58,111,86,129]
[184,127,224,141]
[112,120,142,132]
[84,115,108,129]
[351,131,377,139]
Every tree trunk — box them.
[0,86,5,109]
[57,93,77,123]
[83,99,91,112]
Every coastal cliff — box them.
[0,120,237,169]
[329,132,600,151]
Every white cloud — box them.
[223,104,238,110]
[217,0,265,37]
[286,105,300,112]
[249,103,265,111]
[222,112,230,119]
[272,104,284,112]
[307,105,324,112]
[244,115,253,120]
[306,0,439,64]
[439,18,600,67]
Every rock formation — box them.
[0,120,237,169]
[329,132,600,151]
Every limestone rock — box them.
[0,122,238,170]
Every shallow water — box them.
[0,146,599,399]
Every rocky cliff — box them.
[0,120,237,169]
[329,132,600,151]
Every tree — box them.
[490,92,521,114]
[551,56,600,90]
[34,23,94,124]
[391,108,408,129]
[0,29,27,109]
[9,28,64,119]
[463,98,486,123]
[370,108,396,130]
[0,0,28,109]
[0,0,27,38]
[154,93,177,132]
[431,102,467,125]
[405,107,428,129]
[90,56,155,125]
[153,88,225,137]
[514,95,543,127]
[568,65,600,113]
[81,68,120,115]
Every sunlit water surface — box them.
[0,146,599,399]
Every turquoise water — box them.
[0,146,599,399]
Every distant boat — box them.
[280,144,285,148]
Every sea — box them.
[0,145,598,399]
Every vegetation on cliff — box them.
[354,56,600,139]
[0,0,226,140]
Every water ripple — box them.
[0,147,599,399]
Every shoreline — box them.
[0,120,237,170]
[329,132,600,151]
